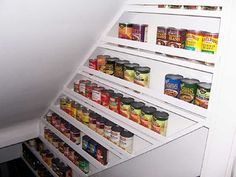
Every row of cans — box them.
[157,5,222,11]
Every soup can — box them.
[97,55,109,72]
[105,57,119,75]
[92,87,104,104]
[152,111,169,136]
[201,32,219,54]
[74,80,81,93]
[194,82,211,109]
[167,28,187,48]
[114,60,129,79]
[130,102,145,123]
[60,96,67,111]
[118,23,133,40]
[101,89,114,108]
[156,26,168,46]
[164,74,183,98]
[124,63,140,82]
[79,80,91,96]
[140,106,156,129]
[132,24,148,42]
[134,66,151,87]
[89,59,97,70]
[120,97,134,118]
[185,30,203,51]
[85,83,97,99]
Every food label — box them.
[152,119,168,136]
[194,87,210,109]
[120,103,131,118]
[105,63,114,75]
[185,32,202,51]
[89,59,97,70]
[114,65,124,78]
[82,113,90,125]
[202,36,218,54]
[134,72,150,87]
[79,83,86,96]
[130,108,142,123]
[179,83,198,103]
[101,93,110,108]
[140,113,152,129]
[111,131,121,145]
[120,136,133,153]
[104,126,112,139]
[76,109,83,122]
[92,90,102,104]
[97,58,106,72]
[124,69,135,82]
[164,77,182,98]
[109,97,118,112]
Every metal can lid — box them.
[135,66,151,73]
[105,120,116,127]
[153,111,169,120]
[197,82,212,90]
[124,63,140,69]
[165,74,183,80]
[111,125,124,132]
[141,106,157,114]
[120,130,134,138]
[121,97,135,104]
[107,57,119,62]
[131,101,145,109]
[181,78,200,84]
[116,60,130,65]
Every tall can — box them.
[132,24,148,42]
[201,32,219,54]
[156,26,168,46]
[118,23,133,40]
[185,30,203,51]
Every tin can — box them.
[89,112,100,131]
[201,6,221,11]
[82,108,90,125]
[51,113,58,127]
[70,127,80,145]
[46,111,53,124]
[168,5,182,9]
[92,87,104,104]
[111,125,124,145]
[152,111,169,136]
[79,160,89,174]
[119,23,133,40]
[89,59,97,70]
[114,60,129,79]
[156,26,168,46]
[105,57,119,75]
[201,32,219,54]
[164,74,183,98]
[101,89,114,108]
[120,130,134,153]
[120,97,134,118]
[140,106,156,129]
[79,80,91,96]
[130,102,145,123]
[74,80,81,93]
[70,101,77,118]
[96,117,106,136]
[194,82,211,109]
[134,67,151,87]
[132,24,148,42]
[109,93,119,113]
[185,30,203,51]
[60,120,66,134]
[104,121,115,140]
[97,55,107,72]
[167,28,187,48]
[183,6,199,10]
[76,105,84,122]
[68,148,75,162]
[60,96,67,111]
[65,99,73,115]
[158,4,167,8]
[85,83,97,99]
[179,78,200,103]
[124,63,140,82]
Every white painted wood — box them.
[22,157,41,177]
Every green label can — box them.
[179,78,199,103]
[194,82,211,109]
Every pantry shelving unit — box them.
[38,0,228,176]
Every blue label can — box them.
[164,74,183,98]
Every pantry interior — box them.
[1,0,236,177]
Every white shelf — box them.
[22,157,40,177]
[39,136,89,177]
[102,36,218,64]
[42,118,105,171]
[50,105,133,158]
[23,143,59,177]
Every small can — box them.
[68,148,75,163]
[82,107,90,125]
[96,145,108,165]
[130,101,145,123]
[156,26,168,46]
[124,63,140,82]
[118,23,133,40]
[74,80,81,93]
[101,89,114,108]
[158,4,167,8]
[70,127,80,145]
[85,83,97,99]
[79,160,89,174]
[185,30,203,51]
[132,24,148,42]
[104,121,116,140]
[183,6,199,10]
[140,106,156,129]
[194,82,211,109]
[60,96,67,111]
[179,78,200,103]
[152,111,169,136]
[92,87,104,104]
[70,101,77,118]
[79,80,91,96]
[51,113,58,127]
[55,117,61,130]
[168,5,182,9]
[114,60,129,79]
[63,144,70,158]
[76,104,83,122]
[96,117,106,136]
[109,93,120,113]
[111,125,124,145]
[52,137,60,149]
[89,59,97,70]
[82,135,91,152]
[120,130,134,153]
[134,66,151,87]
[201,6,221,11]
[89,112,100,131]
[167,28,187,48]
[64,124,71,139]
[164,74,184,98]
[65,99,73,115]
[60,120,67,134]
[97,55,109,72]
[105,57,119,75]
[201,32,219,54]
[120,97,134,118]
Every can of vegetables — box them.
[124,63,140,82]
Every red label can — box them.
[85,83,97,99]
[89,59,97,70]
[92,87,104,104]
[79,80,91,96]
[101,89,114,108]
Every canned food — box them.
[89,112,100,131]
[179,78,200,103]
[105,57,119,75]
[68,148,75,163]
[111,125,124,145]
[194,82,211,109]
[185,30,203,51]
[46,111,53,124]
[158,5,167,8]
[201,32,219,54]
[132,24,148,42]
[70,101,77,118]
[79,80,91,96]
[97,55,108,72]
[124,63,140,82]
[134,67,151,87]
[120,130,134,153]
[167,28,187,48]
[63,144,70,157]
[60,96,67,111]
[79,160,89,174]
[74,80,81,93]
[89,59,97,70]
[156,26,168,46]
[51,113,58,127]
[168,5,182,9]
[140,106,156,129]
[70,127,80,145]
[130,101,145,123]
[82,107,90,125]
[60,120,66,134]
[55,117,61,130]
[164,74,183,98]
[82,135,91,152]
[114,60,129,79]
[104,121,116,140]
[201,6,221,11]
[101,89,114,108]
[119,23,133,40]
[183,6,199,9]
[76,105,83,122]
[152,111,169,136]
[92,87,104,104]
[85,83,97,99]
[120,97,134,118]
[96,117,106,136]
[109,93,122,113]
[64,124,71,139]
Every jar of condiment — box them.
[120,130,134,153]
[114,60,129,79]
[130,101,145,123]
[120,97,134,118]
[134,67,151,87]
[111,126,124,145]
[105,57,119,75]
[82,107,90,125]
[152,111,169,136]
[140,106,156,129]
[85,83,97,99]
[104,121,116,140]
[96,117,106,136]
[70,127,80,145]
[124,63,140,82]
[44,128,49,140]
[109,93,119,113]
[46,111,53,124]
[92,86,104,104]
[48,132,54,144]
[60,96,67,111]
[89,112,99,131]
[82,135,91,152]
[101,89,114,108]
[79,160,89,174]
[40,150,49,161]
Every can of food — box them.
[201,6,221,11]
[82,135,91,152]
[51,113,58,127]
[185,30,203,51]
[101,89,114,108]
[164,74,183,98]
[140,106,156,129]
[158,4,167,8]
[46,111,53,124]
[82,107,90,125]
[109,93,123,113]
[201,32,219,54]
[52,137,60,149]
[60,120,66,133]
[74,80,81,93]
[120,130,134,153]
[179,78,200,103]
[76,105,83,122]
[68,148,75,163]
[97,55,109,72]
[183,6,199,9]
[70,127,80,145]
[79,80,91,96]
[105,57,119,75]
[130,101,145,123]
[85,83,97,99]
[120,97,134,118]
[114,60,129,79]
[116,93,124,114]
[63,144,70,157]
[65,99,73,115]
[60,96,67,111]
[64,124,71,139]
[119,23,133,40]
[55,117,61,130]
[167,28,187,48]
[194,82,211,109]
[70,101,77,118]
[92,87,104,104]
[96,145,108,165]
[89,112,100,131]
[168,5,182,9]
[134,66,151,87]
[132,24,148,42]
[156,26,168,46]
[152,111,169,136]
[104,121,116,140]
[79,160,89,174]
[111,125,124,145]
[124,63,140,82]
[96,117,106,136]
[89,59,97,70]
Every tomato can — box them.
[201,32,219,54]
[109,93,123,113]
[85,83,97,99]
[101,89,114,108]
[89,59,97,70]
[185,30,203,51]
[79,80,91,96]
[92,87,104,104]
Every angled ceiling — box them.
[0,0,126,129]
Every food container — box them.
[130,101,145,123]
[120,130,134,153]
[96,117,106,136]
[118,23,133,40]
[132,24,148,42]
[156,26,168,46]
[140,106,157,129]
[134,66,151,87]
[63,144,70,158]
[111,125,124,145]
[60,96,67,111]
[158,4,167,8]
[65,99,73,115]
[89,112,99,131]
[96,145,108,165]
[58,141,65,153]
[79,80,91,96]
[179,78,200,103]
[54,117,61,130]
[97,55,107,72]
[64,124,71,139]
[124,63,140,82]
[109,93,122,113]
[194,82,211,109]
[105,57,119,75]
[74,80,81,93]
[104,121,116,140]
[70,101,77,118]
[88,139,98,157]
[52,137,60,149]
[79,159,89,174]
[92,86,104,104]
[68,148,75,163]
[168,5,182,9]
[185,30,203,51]
[201,32,219,54]
[101,89,114,108]
[183,6,199,10]
[82,135,91,152]
[164,74,184,98]
[76,105,83,122]
[51,113,58,127]
[152,111,169,136]
[46,153,54,167]
[60,120,66,133]
[89,59,97,70]
[82,107,90,125]
[70,127,80,145]
[46,111,53,124]
[85,83,97,99]
[114,60,129,79]
[201,6,221,11]
[52,158,60,172]
[167,28,187,48]
[120,97,134,118]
